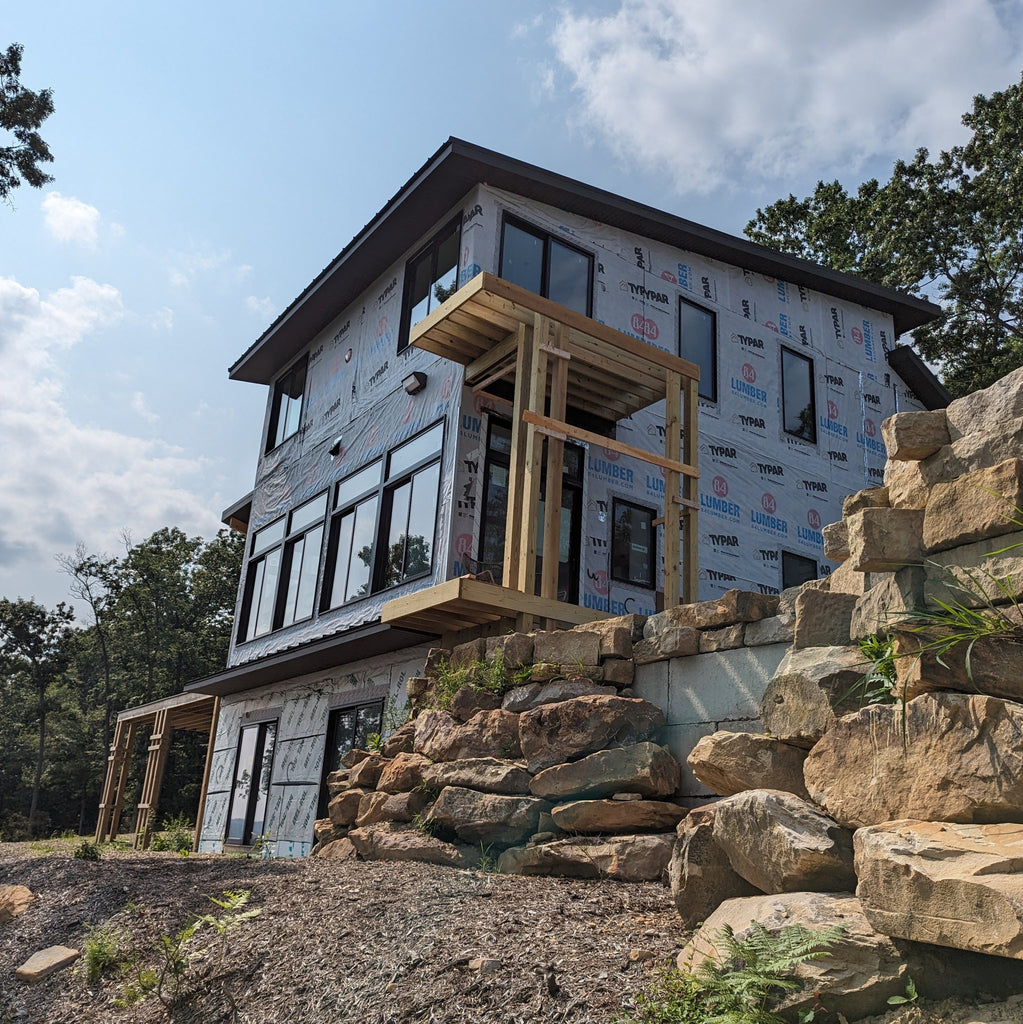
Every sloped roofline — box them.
[230,137,941,385]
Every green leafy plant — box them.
[150,812,194,855]
[887,977,918,1006]
[851,632,900,707]
[365,731,383,752]
[476,842,499,874]
[427,651,509,710]
[79,922,125,985]
[72,839,102,861]
[411,811,441,837]
[626,968,706,1023]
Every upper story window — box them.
[266,355,307,452]
[398,217,461,353]
[781,346,817,443]
[239,491,328,642]
[680,297,717,402]
[499,215,593,316]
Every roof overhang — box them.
[230,138,942,385]
[886,345,952,410]
[184,621,433,698]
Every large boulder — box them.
[533,629,600,668]
[549,799,686,834]
[347,821,480,869]
[856,820,1023,960]
[846,508,925,572]
[881,409,950,461]
[421,757,531,795]
[893,630,1023,703]
[498,834,673,882]
[414,708,521,762]
[376,752,432,794]
[804,692,1023,828]
[313,837,357,860]
[529,742,681,801]
[0,885,33,924]
[792,590,857,648]
[645,589,778,634]
[668,806,758,929]
[425,787,549,846]
[501,678,616,713]
[347,753,386,789]
[712,789,856,894]
[518,696,664,773]
[380,720,416,757]
[327,788,369,829]
[923,458,1023,553]
[758,646,868,748]
[687,731,809,800]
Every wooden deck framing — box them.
[382,273,700,633]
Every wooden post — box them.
[664,370,682,609]
[95,718,131,843]
[502,322,532,593]
[191,697,220,853]
[540,327,569,603]
[133,708,171,850]
[683,375,700,603]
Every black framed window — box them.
[499,215,592,316]
[239,491,327,642]
[266,356,307,452]
[398,217,461,352]
[680,297,717,402]
[781,347,816,443]
[782,550,818,589]
[316,700,384,817]
[322,420,445,606]
[611,499,656,588]
[226,720,277,846]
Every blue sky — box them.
[3,0,1023,611]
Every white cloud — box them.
[131,391,159,424]
[245,294,276,319]
[550,0,1023,193]
[0,276,220,596]
[42,192,102,247]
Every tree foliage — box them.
[745,73,1023,397]
[0,43,54,202]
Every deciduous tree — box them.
[0,43,54,202]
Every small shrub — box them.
[73,839,102,861]
[428,651,508,710]
[851,632,900,707]
[80,922,124,985]
[150,813,194,855]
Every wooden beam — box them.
[541,329,569,602]
[683,375,700,604]
[95,719,130,843]
[133,709,171,851]
[522,411,699,479]
[664,370,682,610]
[502,323,532,592]
[192,697,220,853]
[464,332,520,385]
[516,314,550,596]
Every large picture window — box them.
[322,420,444,608]
[266,356,307,452]
[399,217,461,352]
[781,347,817,443]
[499,215,592,316]
[225,720,277,846]
[240,491,327,642]
[611,499,656,588]
[680,297,717,402]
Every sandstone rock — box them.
[15,946,80,983]
[518,696,665,773]
[378,790,431,823]
[698,623,745,653]
[421,757,531,795]
[600,659,635,686]
[501,678,616,713]
[804,692,1023,828]
[377,752,432,793]
[856,820,1023,959]
[574,612,647,641]
[426,787,549,846]
[325,768,351,798]
[424,647,450,676]
[484,631,534,668]
[0,885,33,924]
[924,458,1023,554]
[449,637,486,669]
[712,789,856,893]
[884,457,930,509]
[632,627,700,664]
[327,788,368,829]
[406,676,429,701]
[945,364,1023,443]
[842,486,891,517]
[448,685,503,723]
[348,821,480,868]
[414,709,521,762]
[570,622,633,659]
[529,742,681,801]
[923,529,1023,608]
[348,753,386,789]
[893,630,1023,702]
[793,590,857,648]
[815,559,870,597]
[668,806,758,929]
[498,833,673,881]
[687,731,809,800]
[881,409,950,461]
[759,646,868,748]
[533,629,600,668]
[312,817,337,846]
[743,615,795,646]
[645,589,778,634]
[550,798,686,834]
[355,790,390,827]
[314,837,357,860]
[846,507,925,572]
[340,748,371,768]
[822,521,849,562]
[380,720,416,757]
[849,566,926,640]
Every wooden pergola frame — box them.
[383,273,700,634]
[94,691,219,851]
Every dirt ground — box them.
[1,840,1020,1024]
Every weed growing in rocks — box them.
[428,651,509,710]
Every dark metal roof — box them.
[886,345,952,410]
[230,138,942,385]
[184,621,433,698]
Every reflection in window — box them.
[499,215,592,316]
[317,701,383,817]
[782,347,817,443]
[611,499,656,588]
[267,356,307,452]
[680,298,717,402]
[400,217,461,351]
[226,720,277,846]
